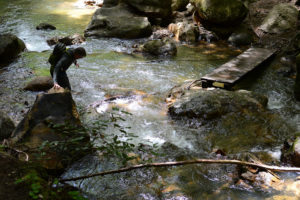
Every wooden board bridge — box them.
[201,47,276,90]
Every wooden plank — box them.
[201,47,276,89]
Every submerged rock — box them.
[0,112,15,141]
[0,34,26,66]
[85,4,152,39]
[228,30,254,46]
[36,23,56,30]
[24,76,53,91]
[258,4,298,34]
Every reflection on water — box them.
[1,0,300,199]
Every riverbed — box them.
[1,0,300,199]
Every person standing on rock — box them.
[49,43,86,90]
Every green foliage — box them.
[15,170,43,199]
[68,191,88,200]
[37,107,157,167]
[15,171,87,200]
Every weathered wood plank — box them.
[201,47,276,89]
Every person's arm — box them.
[74,59,79,68]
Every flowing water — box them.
[1,0,300,199]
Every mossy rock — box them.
[142,38,177,56]
[167,85,294,153]
[10,91,91,170]
[191,0,248,25]
[258,4,298,34]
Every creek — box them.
[1,0,300,199]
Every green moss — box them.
[23,51,51,76]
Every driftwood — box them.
[59,159,300,182]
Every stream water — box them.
[1,0,300,199]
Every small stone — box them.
[36,23,56,30]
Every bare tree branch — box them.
[59,159,300,182]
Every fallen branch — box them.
[59,159,300,182]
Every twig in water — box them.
[59,159,300,182]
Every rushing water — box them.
[1,0,300,199]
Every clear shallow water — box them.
[1,0,300,199]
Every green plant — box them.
[15,171,43,199]
[68,191,88,200]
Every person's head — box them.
[74,47,86,59]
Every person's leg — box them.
[57,71,71,90]
[50,66,54,77]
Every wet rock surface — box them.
[258,3,298,35]
[295,54,300,101]
[36,23,56,30]
[167,82,293,152]
[142,38,177,57]
[0,34,26,67]
[0,111,15,141]
[24,76,53,92]
[168,87,268,120]
[47,34,86,46]
[84,4,152,39]
[9,90,90,170]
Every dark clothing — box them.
[50,48,76,90]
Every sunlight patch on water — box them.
[14,23,51,52]
[49,1,96,19]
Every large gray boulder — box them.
[167,83,293,153]
[168,88,268,120]
[0,34,26,66]
[0,112,15,141]
[258,4,298,34]
[9,90,90,170]
[191,0,248,25]
[85,4,152,39]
